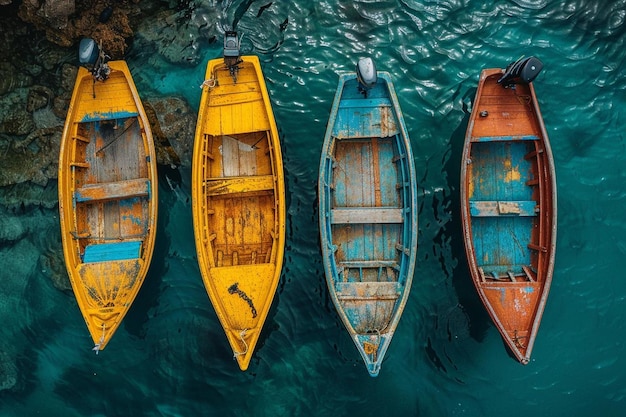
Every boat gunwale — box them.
[58,61,158,351]
[318,70,418,376]
[460,67,557,364]
[191,55,286,371]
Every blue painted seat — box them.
[83,241,142,263]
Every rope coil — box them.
[200,78,217,89]
[233,329,249,358]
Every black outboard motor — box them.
[356,57,377,97]
[497,56,543,87]
[224,31,241,68]
[79,38,100,66]
[79,38,110,82]
[223,31,242,82]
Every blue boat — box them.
[318,58,418,377]
[460,57,557,364]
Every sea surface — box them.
[1,0,626,416]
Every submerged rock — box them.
[145,96,195,167]
[0,182,58,210]
[0,349,18,392]
[0,107,35,136]
[0,62,33,96]
[135,7,220,66]
[0,213,26,243]
[26,85,54,112]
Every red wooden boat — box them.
[460,57,557,364]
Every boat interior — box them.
[199,131,278,267]
[468,138,542,283]
[70,117,151,262]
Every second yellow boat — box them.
[191,33,286,370]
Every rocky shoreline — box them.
[0,0,207,191]
[0,0,218,392]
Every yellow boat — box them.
[192,33,285,371]
[58,44,157,352]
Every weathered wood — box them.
[335,281,401,301]
[75,178,150,202]
[319,70,418,377]
[469,200,537,217]
[331,207,404,224]
[460,66,557,365]
[58,61,158,353]
[204,175,274,196]
[471,134,539,142]
[192,55,285,372]
[339,260,400,270]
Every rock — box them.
[58,63,77,93]
[0,62,33,96]
[0,181,58,209]
[52,64,77,119]
[26,85,54,112]
[18,0,143,58]
[135,8,219,66]
[40,244,71,293]
[0,126,61,186]
[0,350,18,392]
[145,96,195,167]
[0,238,37,312]
[0,108,35,136]
[0,213,26,243]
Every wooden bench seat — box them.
[338,98,392,109]
[204,175,274,196]
[471,135,539,142]
[339,260,400,270]
[331,207,404,224]
[469,200,537,217]
[478,265,536,282]
[335,281,401,301]
[74,178,150,202]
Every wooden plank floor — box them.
[330,137,403,282]
[468,141,536,275]
[201,132,275,266]
[75,118,149,245]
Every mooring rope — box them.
[233,329,249,358]
[92,324,106,355]
[199,78,217,89]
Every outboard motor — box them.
[79,38,110,82]
[79,38,99,66]
[224,31,241,69]
[497,56,543,87]
[356,57,377,97]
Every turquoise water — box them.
[2,0,626,416]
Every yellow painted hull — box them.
[192,56,285,370]
[58,61,158,351]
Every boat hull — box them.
[460,68,557,364]
[318,72,418,376]
[58,61,158,351]
[191,56,285,371]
